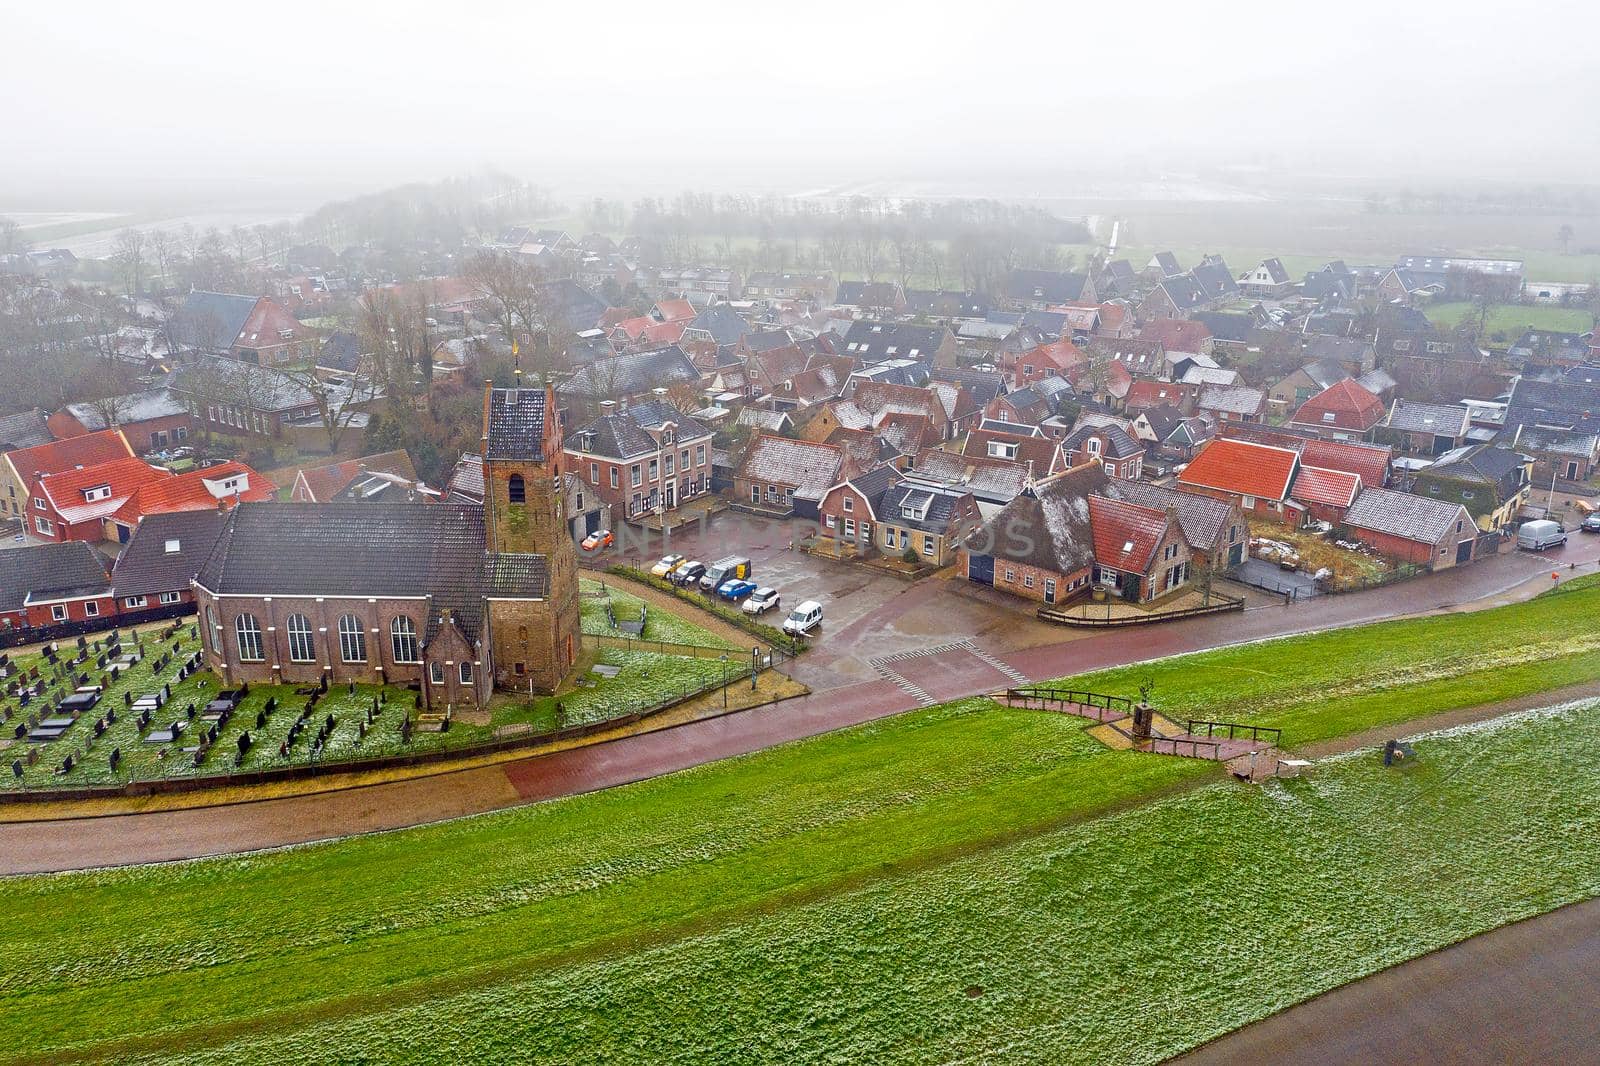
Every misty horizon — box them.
[6,0,1600,211]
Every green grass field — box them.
[578,577,738,648]
[7,581,1600,1061]
[1423,300,1595,341]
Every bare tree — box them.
[276,362,378,454]
[112,228,146,296]
[1558,224,1576,255]
[0,216,27,256]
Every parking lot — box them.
[593,512,1084,693]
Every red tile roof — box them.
[6,428,134,487]
[1290,465,1362,508]
[641,320,687,345]
[1290,378,1386,432]
[1138,318,1211,353]
[611,316,656,341]
[1088,495,1170,572]
[39,456,171,525]
[112,461,274,523]
[1124,380,1196,411]
[1178,438,1299,501]
[293,451,417,503]
[1300,438,1391,487]
[653,299,696,323]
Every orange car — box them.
[580,529,614,551]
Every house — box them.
[1219,423,1394,490]
[732,435,849,519]
[1499,375,1600,482]
[1191,311,1257,350]
[1002,338,1085,387]
[1394,256,1524,302]
[1302,262,1359,303]
[1379,400,1473,456]
[168,357,323,440]
[1190,256,1240,302]
[1001,269,1096,310]
[1341,488,1478,569]
[168,291,315,367]
[109,509,229,616]
[962,463,1192,606]
[538,278,611,331]
[745,272,836,304]
[555,346,701,421]
[194,381,582,705]
[1124,380,1198,414]
[1100,478,1248,571]
[962,426,1058,474]
[105,460,275,542]
[818,465,903,554]
[832,281,906,317]
[0,428,135,526]
[1139,319,1211,362]
[1086,338,1166,380]
[1288,465,1364,525]
[1061,422,1144,479]
[839,320,955,365]
[0,409,51,452]
[640,267,743,303]
[874,482,982,566]
[565,400,714,522]
[1376,330,1490,376]
[985,388,1050,426]
[47,388,194,454]
[678,306,749,363]
[904,450,1028,514]
[1410,445,1531,532]
[1288,379,1386,441]
[1178,437,1303,523]
[1138,275,1209,320]
[28,456,172,543]
[291,451,420,503]
[1237,258,1295,298]
[1267,359,1359,417]
[1097,259,1139,297]
[0,542,113,632]
[1196,384,1266,424]
[905,289,988,319]
[1144,252,1184,279]
[1376,268,1435,306]
[1507,330,1589,368]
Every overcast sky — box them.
[5,0,1597,208]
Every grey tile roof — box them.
[0,542,109,612]
[0,409,50,450]
[485,386,549,461]
[195,501,532,642]
[1004,269,1090,304]
[879,482,969,534]
[111,510,228,598]
[169,357,316,412]
[1063,422,1143,460]
[684,306,748,347]
[1343,487,1469,544]
[1101,477,1233,552]
[1384,400,1471,437]
[841,320,947,362]
[566,400,710,460]
[557,346,699,399]
[63,388,188,429]
[170,291,256,351]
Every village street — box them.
[4,518,1598,876]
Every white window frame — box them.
[235,613,265,662]
[51,604,68,622]
[338,614,367,663]
[286,613,315,663]
[125,596,148,609]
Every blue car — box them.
[717,578,757,601]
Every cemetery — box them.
[0,618,761,791]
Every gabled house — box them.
[1410,445,1531,532]
[1002,338,1086,388]
[556,346,701,421]
[168,357,323,440]
[839,320,955,365]
[1001,269,1096,310]
[1124,380,1198,415]
[1196,385,1266,425]
[1100,477,1248,570]
[1379,400,1473,456]
[29,456,172,543]
[109,508,230,615]
[566,400,715,522]
[963,426,1058,473]
[985,387,1050,426]
[1144,252,1184,279]
[0,541,113,631]
[1287,465,1363,524]
[1178,437,1303,523]
[291,451,422,503]
[906,450,1028,514]
[1062,422,1144,480]
[1288,379,1386,441]
[0,428,135,525]
[47,389,194,455]
[168,291,315,367]
[1341,488,1478,569]
[106,460,275,542]
[732,435,850,519]
[1237,258,1295,298]
[832,281,907,317]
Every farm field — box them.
[1422,300,1595,339]
[9,581,1600,1061]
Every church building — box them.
[192,381,581,709]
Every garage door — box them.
[968,553,995,585]
[1228,543,1244,568]
[1456,538,1473,564]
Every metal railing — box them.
[1183,719,1282,745]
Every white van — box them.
[1517,519,1567,551]
[782,599,823,636]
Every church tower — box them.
[481,374,581,692]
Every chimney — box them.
[600,400,616,415]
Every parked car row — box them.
[650,554,822,635]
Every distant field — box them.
[1423,301,1594,340]
[10,582,1600,1062]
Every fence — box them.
[1038,592,1244,627]
[588,632,791,670]
[1004,687,1133,719]
[0,601,196,651]
[1147,735,1224,759]
[1183,719,1282,745]
[0,646,780,804]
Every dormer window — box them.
[1086,438,1101,456]
[83,485,112,503]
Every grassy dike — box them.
[6,580,1600,1062]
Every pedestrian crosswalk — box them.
[868,640,1030,706]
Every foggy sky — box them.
[5,0,1598,208]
